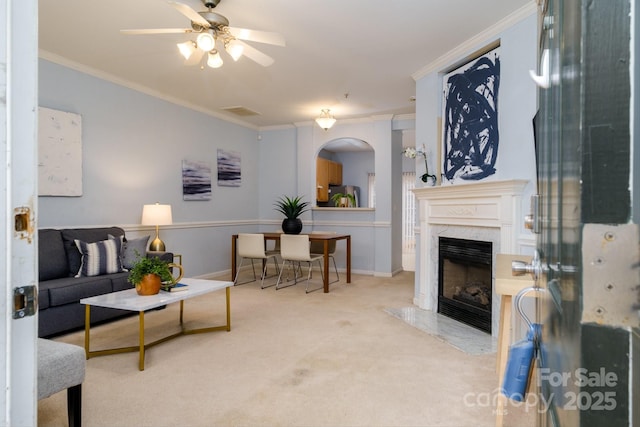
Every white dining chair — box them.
[309,231,339,284]
[234,233,280,288]
[276,234,325,293]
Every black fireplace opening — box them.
[438,237,492,334]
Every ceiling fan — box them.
[121,0,285,68]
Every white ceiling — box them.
[38,0,532,129]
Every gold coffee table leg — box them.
[84,305,91,359]
[139,311,145,371]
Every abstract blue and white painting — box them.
[217,149,241,187]
[182,159,212,200]
[442,47,500,183]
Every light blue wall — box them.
[415,13,538,194]
[257,127,297,225]
[391,129,405,273]
[282,117,404,276]
[38,9,536,282]
[413,11,538,299]
[38,60,260,278]
[38,61,398,277]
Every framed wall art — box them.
[38,107,83,196]
[217,149,241,187]
[182,159,212,200]
[442,46,500,183]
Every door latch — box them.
[13,286,37,319]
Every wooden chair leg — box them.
[67,384,82,427]
[496,295,512,427]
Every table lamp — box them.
[141,203,173,251]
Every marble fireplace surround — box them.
[413,179,528,336]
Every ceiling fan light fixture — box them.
[315,109,336,130]
[225,39,244,61]
[177,40,197,60]
[197,31,216,52]
[207,50,224,68]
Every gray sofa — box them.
[38,226,172,338]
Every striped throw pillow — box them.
[74,237,123,277]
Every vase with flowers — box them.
[402,146,436,185]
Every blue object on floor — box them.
[501,328,536,401]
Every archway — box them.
[315,138,374,207]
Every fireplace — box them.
[412,180,529,337]
[438,237,492,333]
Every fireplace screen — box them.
[438,237,492,333]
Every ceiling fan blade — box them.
[169,1,210,28]
[184,48,205,66]
[120,28,194,35]
[226,27,286,47]
[236,41,274,67]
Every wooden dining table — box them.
[231,232,351,293]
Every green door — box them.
[533,0,638,426]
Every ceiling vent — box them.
[221,106,261,116]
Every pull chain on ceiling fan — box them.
[121,0,285,69]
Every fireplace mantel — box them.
[413,179,529,229]
[412,179,529,336]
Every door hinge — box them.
[13,285,37,319]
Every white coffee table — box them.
[80,277,233,370]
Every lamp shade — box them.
[177,41,196,60]
[225,39,244,61]
[141,203,173,226]
[207,50,224,68]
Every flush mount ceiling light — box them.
[121,0,285,69]
[315,109,337,130]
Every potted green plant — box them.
[330,192,356,208]
[127,253,175,295]
[274,195,310,234]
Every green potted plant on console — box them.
[274,195,310,234]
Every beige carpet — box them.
[38,271,535,427]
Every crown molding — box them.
[259,123,297,131]
[39,50,259,130]
[393,113,416,122]
[411,2,538,80]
